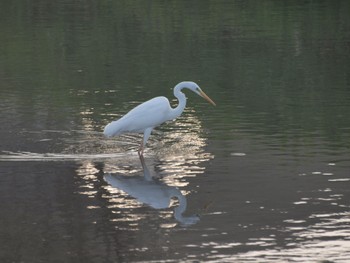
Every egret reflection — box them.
[104,154,200,226]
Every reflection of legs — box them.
[138,128,153,155]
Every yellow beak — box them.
[200,90,216,106]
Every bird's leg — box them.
[138,128,153,155]
[138,139,144,156]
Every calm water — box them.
[1,1,350,262]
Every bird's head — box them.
[187,82,216,106]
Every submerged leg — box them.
[138,127,153,155]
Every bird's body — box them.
[103,81,215,155]
[104,96,173,136]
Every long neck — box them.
[172,190,200,225]
[172,190,187,218]
[169,83,187,120]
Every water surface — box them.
[1,1,350,262]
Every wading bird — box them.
[103,81,216,155]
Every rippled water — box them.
[1,1,350,262]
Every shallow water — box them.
[1,1,350,262]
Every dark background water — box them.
[1,1,350,262]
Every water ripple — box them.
[0,150,128,161]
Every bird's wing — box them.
[122,96,172,130]
[104,96,172,136]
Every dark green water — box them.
[1,1,350,262]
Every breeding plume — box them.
[103,81,216,155]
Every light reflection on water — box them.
[104,154,200,227]
[95,115,209,228]
[210,211,350,262]
[6,112,210,231]
[1,102,349,261]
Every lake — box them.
[1,1,350,262]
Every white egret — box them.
[103,81,216,155]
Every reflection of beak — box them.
[200,90,216,106]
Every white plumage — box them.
[104,97,172,136]
[103,81,215,155]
